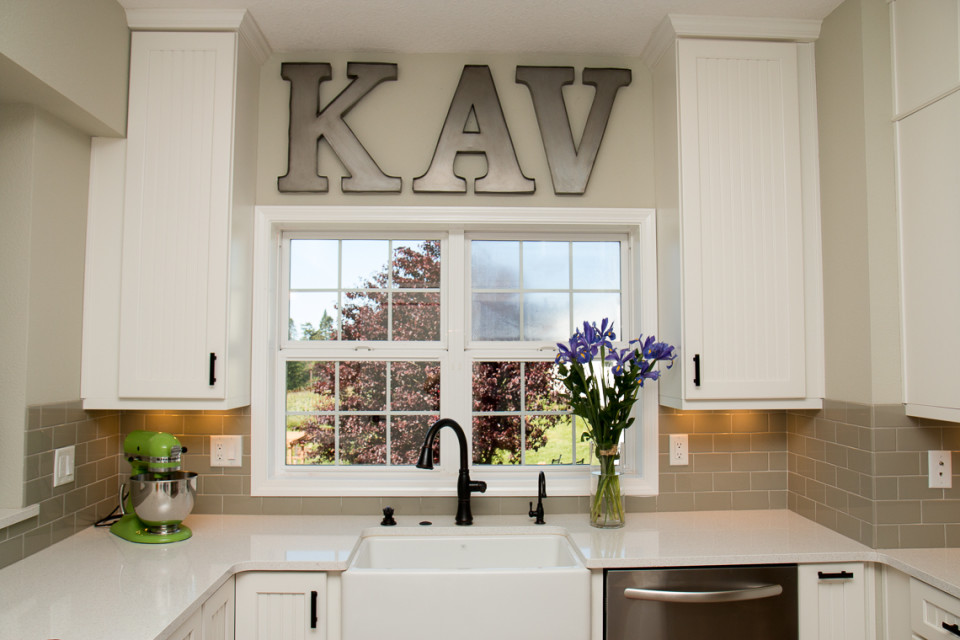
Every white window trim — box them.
[251,206,659,497]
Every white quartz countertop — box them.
[0,509,957,640]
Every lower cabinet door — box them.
[202,577,236,640]
[910,577,960,639]
[235,572,328,640]
[798,563,868,640]
[169,609,203,640]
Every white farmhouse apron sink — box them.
[341,533,591,640]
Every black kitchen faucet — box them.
[415,418,487,525]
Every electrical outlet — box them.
[928,451,952,489]
[669,434,689,466]
[53,445,76,487]
[210,435,243,467]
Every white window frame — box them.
[251,206,659,497]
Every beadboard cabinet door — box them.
[118,31,235,400]
[235,572,331,640]
[82,26,259,409]
[798,563,870,640]
[650,24,824,410]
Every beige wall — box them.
[816,0,901,405]
[0,106,36,508]
[0,107,91,508]
[25,113,91,406]
[257,52,654,207]
[0,0,129,136]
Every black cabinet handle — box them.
[817,571,854,580]
[944,622,960,637]
[310,590,318,629]
[693,354,701,387]
[209,352,217,386]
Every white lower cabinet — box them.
[910,578,960,640]
[168,609,202,640]
[235,572,333,640]
[799,563,870,640]
[165,576,234,640]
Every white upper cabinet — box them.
[896,74,960,421]
[892,0,960,422]
[82,16,266,409]
[891,0,960,118]
[646,17,825,409]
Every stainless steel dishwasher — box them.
[605,564,798,639]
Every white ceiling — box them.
[116,0,845,56]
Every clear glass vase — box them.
[590,448,625,529]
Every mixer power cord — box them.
[94,504,123,527]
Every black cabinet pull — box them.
[693,354,701,387]
[209,352,217,386]
[944,622,960,637]
[817,571,854,580]
[310,590,318,629]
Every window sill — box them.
[251,467,657,497]
[0,505,40,531]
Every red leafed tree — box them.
[289,240,561,465]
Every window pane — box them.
[472,293,520,340]
[392,362,440,411]
[341,291,388,340]
[290,239,339,290]
[572,242,620,290]
[524,415,571,465]
[393,292,440,341]
[523,293,569,341]
[523,241,569,289]
[573,292,620,331]
[289,293,338,341]
[472,361,521,412]
[472,241,519,288]
[286,414,335,466]
[472,415,521,465]
[342,240,389,288]
[524,361,562,411]
[340,415,386,464]
[339,361,387,411]
[392,240,440,289]
[284,360,440,468]
[286,361,335,411]
[390,415,438,465]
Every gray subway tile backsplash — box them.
[2,399,959,571]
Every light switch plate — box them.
[53,445,76,487]
[928,451,952,489]
[211,435,242,467]
[669,434,689,466]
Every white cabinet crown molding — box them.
[642,14,822,68]
[125,8,271,65]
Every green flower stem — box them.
[590,453,625,528]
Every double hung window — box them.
[252,207,659,496]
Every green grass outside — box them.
[285,389,589,466]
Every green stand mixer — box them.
[111,430,198,544]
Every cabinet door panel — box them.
[169,609,203,640]
[897,91,960,415]
[798,563,867,640]
[236,572,327,640]
[678,39,806,400]
[118,31,235,399]
[892,0,960,116]
[202,576,235,640]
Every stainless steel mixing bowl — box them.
[129,471,198,534]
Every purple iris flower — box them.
[573,335,598,363]
[605,347,635,376]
